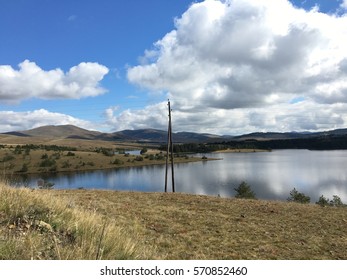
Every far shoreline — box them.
[213,148,271,153]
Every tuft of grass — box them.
[0,183,152,260]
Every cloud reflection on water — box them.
[20,150,347,202]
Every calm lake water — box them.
[14,150,347,202]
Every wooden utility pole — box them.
[165,99,175,192]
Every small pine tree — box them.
[287,188,310,204]
[316,195,329,207]
[329,195,344,207]
[316,195,345,207]
[234,181,256,199]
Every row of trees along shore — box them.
[159,134,347,153]
[235,182,346,207]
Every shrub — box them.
[52,152,61,159]
[25,148,30,155]
[61,161,71,168]
[287,188,310,204]
[41,153,48,159]
[111,159,124,165]
[316,195,330,207]
[14,145,22,154]
[95,148,114,157]
[234,181,256,199]
[155,154,165,160]
[19,163,28,173]
[135,156,144,162]
[140,148,148,155]
[147,154,155,160]
[66,151,75,157]
[316,195,345,207]
[40,158,56,167]
[329,195,344,207]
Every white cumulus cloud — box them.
[0,109,96,132]
[0,60,109,102]
[124,0,347,134]
[104,102,169,131]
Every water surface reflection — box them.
[17,150,347,202]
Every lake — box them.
[14,149,347,202]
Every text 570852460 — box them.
[193,266,248,276]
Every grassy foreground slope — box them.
[0,183,152,260]
[1,184,347,260]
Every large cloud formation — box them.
[0,60,109,102]
[120,0,347,134]
[0,109,95,132]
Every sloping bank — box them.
[0,183,152,260]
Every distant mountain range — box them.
[2,124,347,144]
[232,128,347,140]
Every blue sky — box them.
[1,0,347,134]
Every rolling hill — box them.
[4,125,101,139]
[2,125,225,143]
[2,124,347,145]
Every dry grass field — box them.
[0,183,152,260]
[1,183,346,260]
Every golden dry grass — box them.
[0,183,152,260]
[2,182,347,260]
[54,189,347,260]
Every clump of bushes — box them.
[41,153,48,159]
[287,188,310,204]
[39,158,56,168]
[61,160,72,168]
[111,159,124,165]
[134,156,144,162]
[234,181,256,199]
[155,153,165,160]
[95,147,114,157]
[145,153,165,161]
[316,195,345,207]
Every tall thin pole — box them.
[168,101,175,192]
[165,99,175,193]
[165,113,170,192]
